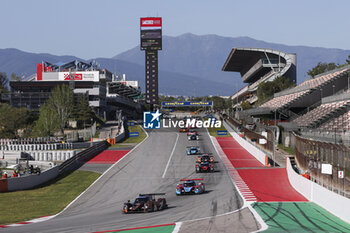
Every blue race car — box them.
[175,178,205,195]
[186,146,200,155]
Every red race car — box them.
[179,127,189,132]
[123,193,167,213]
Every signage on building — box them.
[118,81,139,89]
[140,17,162,51]
[58,71,99,82]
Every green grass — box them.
[207,120,230,137]
[109,124,146,149]
[278,144,295,155]
[0,170,100,225]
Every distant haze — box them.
[1,34,349,96]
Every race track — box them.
[2,127,258,233]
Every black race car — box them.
[195,154,216,173]
[123,193,167,213]
[188,134,199,141]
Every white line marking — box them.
[172,222,182,233]
[162,133,179,178]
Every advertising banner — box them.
[58,71,99,82]
[140,17,162,50]
[161,101,213,107]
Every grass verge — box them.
[109,124,146,148]
[207,121,231,137]
[278,144,295,155]
[0,170,100,225]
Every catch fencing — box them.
[294,133,350,198]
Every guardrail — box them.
[58,140,108,174]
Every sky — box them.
[0,0,349,59]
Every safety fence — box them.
[294,133,350,198]
[226,117,273,153]
[58,140,109,174]
[0,137,62,145]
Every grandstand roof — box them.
[222,48,296,84]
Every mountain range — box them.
[1,33,349,96]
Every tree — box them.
[33,104,59,136]
[307,62,337,78]
[47,85,74,135]
[241,101,252,110]
[257,76,295,104]
[73,95,94,128]
[346,55,350,65]
[0,104,30,138]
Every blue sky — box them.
[0,0,349,59]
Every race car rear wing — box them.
[186,146,199,148]
[180,178,204,181]
[139,193,166,196]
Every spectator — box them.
[2,172,8,179]
[29,165,34,174]
[12,170,18,178]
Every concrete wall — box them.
[286,157,350,223]
[7,166,59,191]
[223,121,266,165]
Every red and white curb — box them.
[211,136,257,203]
[209,135,267,232]
[0,215,56,228]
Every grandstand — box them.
[240,66,350,120]
[222,48,296,108]
[233,64,350,144]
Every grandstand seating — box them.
[292,100,350,127]
[259,90,309,110]
[258,67,350,111]
[318,110,350,131]
[297,68,349,90]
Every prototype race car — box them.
[123,193,167,213]
[188,134,199,141]
[196,154,214,163]
[196,161,214,173]
[186,146,201,155]
[179,127,189,133]
[175,178,205,195]
[187,130,199,136]
[195,154,216,173]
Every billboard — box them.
[161,101,213,107]
[140,17,162,50]
[118,81,139,89]
[58,71,99,82]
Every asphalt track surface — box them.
[3,127,259,233]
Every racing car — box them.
[123,193,167,213]
[187,130,199,136]
[186,146,201,155]
[175,178,205,195]
[195,154,216,173]
[196,154,215,163]
[179,126,190,133]
[188,134,199,141]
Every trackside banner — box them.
[161,101,213,107]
